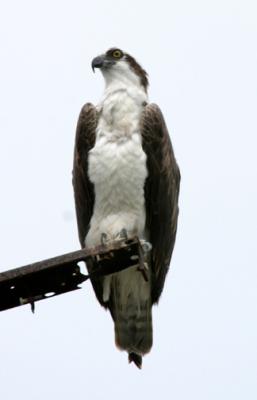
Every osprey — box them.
[73,48,180,368]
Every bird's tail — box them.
[109,265,153,368]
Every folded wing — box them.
[141,104,180,304]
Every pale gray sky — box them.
[0,1,256,399]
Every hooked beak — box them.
[91,55,105,72]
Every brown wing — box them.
[73,103,108,306]
[72,103,97,247]
[141,104,180,304]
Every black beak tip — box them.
[91,56,104,73]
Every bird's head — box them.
[91,48,148,92]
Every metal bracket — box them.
[0,237,143,313]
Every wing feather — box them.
[72,103,97,246]
[141,104,180,304]
[73,103,108,306]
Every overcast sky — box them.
[0,1,256,399]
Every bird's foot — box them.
[139,239,152,254]
[101,229,130,246]
[115,228,129,241]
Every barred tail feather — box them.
[109,266,153,368]
[114,298,153,354]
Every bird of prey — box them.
[73,48,180,368]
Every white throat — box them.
[99,60,148,105]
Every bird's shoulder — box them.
[74,103,99,156]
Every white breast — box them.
[86,88,148,247]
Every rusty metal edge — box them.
[0,237,139,283]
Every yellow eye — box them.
[112,50,122,58]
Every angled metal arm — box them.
[0,237,141,313]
